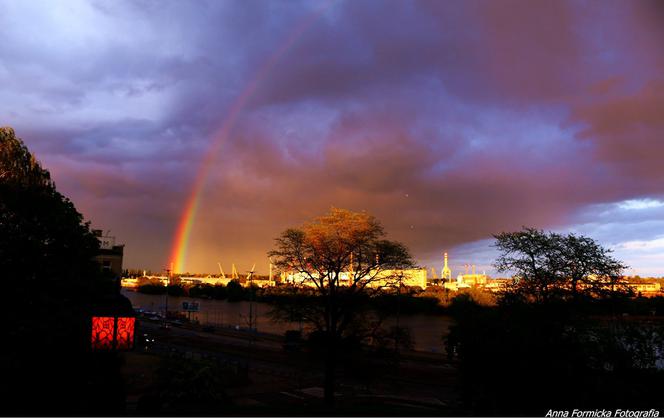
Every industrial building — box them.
[442,256,490,291]
[281,268,428,289]
[119,251,662,297]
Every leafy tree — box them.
[493,228,563,301]
[558,233,628,298]
[445,298,664,415]
[1,127,106,341]
[493,227,628,301]
[1,127,115,413]
[226,279,245,301]
[268,208,414,406]
[138,357,236,415]
[138,283,167,294]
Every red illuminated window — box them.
[91,317,115,350]
[91,316,135,351]
[116,317,135,350]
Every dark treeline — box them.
[446,296,664,415]
[135,279,664,317]
[445,229,664,416]
[137,280,252,302]
[135,281,449,314]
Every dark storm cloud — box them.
[572,80,664,180]
[1,0,663,273]
[251,0,615,107]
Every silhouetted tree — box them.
[0,127,115,414]
[493,228,564,302]
[445,297,664,415]
[226,279,245,301]
[558,233,628,298]
[1,127,106,341]
[268,208,414,406]
[494,228,628,301]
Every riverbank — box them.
[122,289,455,353]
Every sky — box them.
[2,0,663,276]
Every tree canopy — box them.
[493,227,628,301]
[0,126,123,360]
[270,208,414,291]
[268,207,414,405]
[1,126,128,414]
[1,127,103,298]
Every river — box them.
[122,289,453,353]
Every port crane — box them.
[246,263,256,281]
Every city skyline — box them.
[2,0,664,275]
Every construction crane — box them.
[268,258,274,282]
[247,263,256,281]
[231,263,239,279]
[217,262,226,279]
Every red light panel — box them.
[91,317,115,350]
[116,317,135,350]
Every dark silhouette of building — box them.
[93,229,124,278]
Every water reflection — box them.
[122,289,453,353]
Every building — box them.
[93,229,124,279]
[281,268,428,289]
[178,275,276,288]
[460,273,488,286]
[441,252,452,281]
[627,281,661,296]
[246,277,277,288]
[590,278,662,297]
[374,269,428,288]
[440,253,494,291]
[443,274,472,291]
[179,276,234,286]
[482,278,513,292]
[120,277,139,289]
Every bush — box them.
[446,300,664,415]
[138,284,166,295]
[226,280,246,302]
[167,284,185,297]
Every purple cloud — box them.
[1,0,662,275]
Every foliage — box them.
[269,208,414,290]
[268,208,414,405]
[140,357,234,415]
[446,299,664,415]
[457,287,498,306]
[167,284,185,296]
[418,286,497,309]
[138,284,167,294]
[493,227,628,302]
[1,127,106,345]
[188,283,228,300]
[418,285,455,306]
[371,291,444,314]
[1,127,125,413]
[226,279,247,301]
[451,228,657,414]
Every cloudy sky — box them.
[2,0,663,276]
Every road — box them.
[133,317,460,413]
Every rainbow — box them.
[169,1,336,273]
